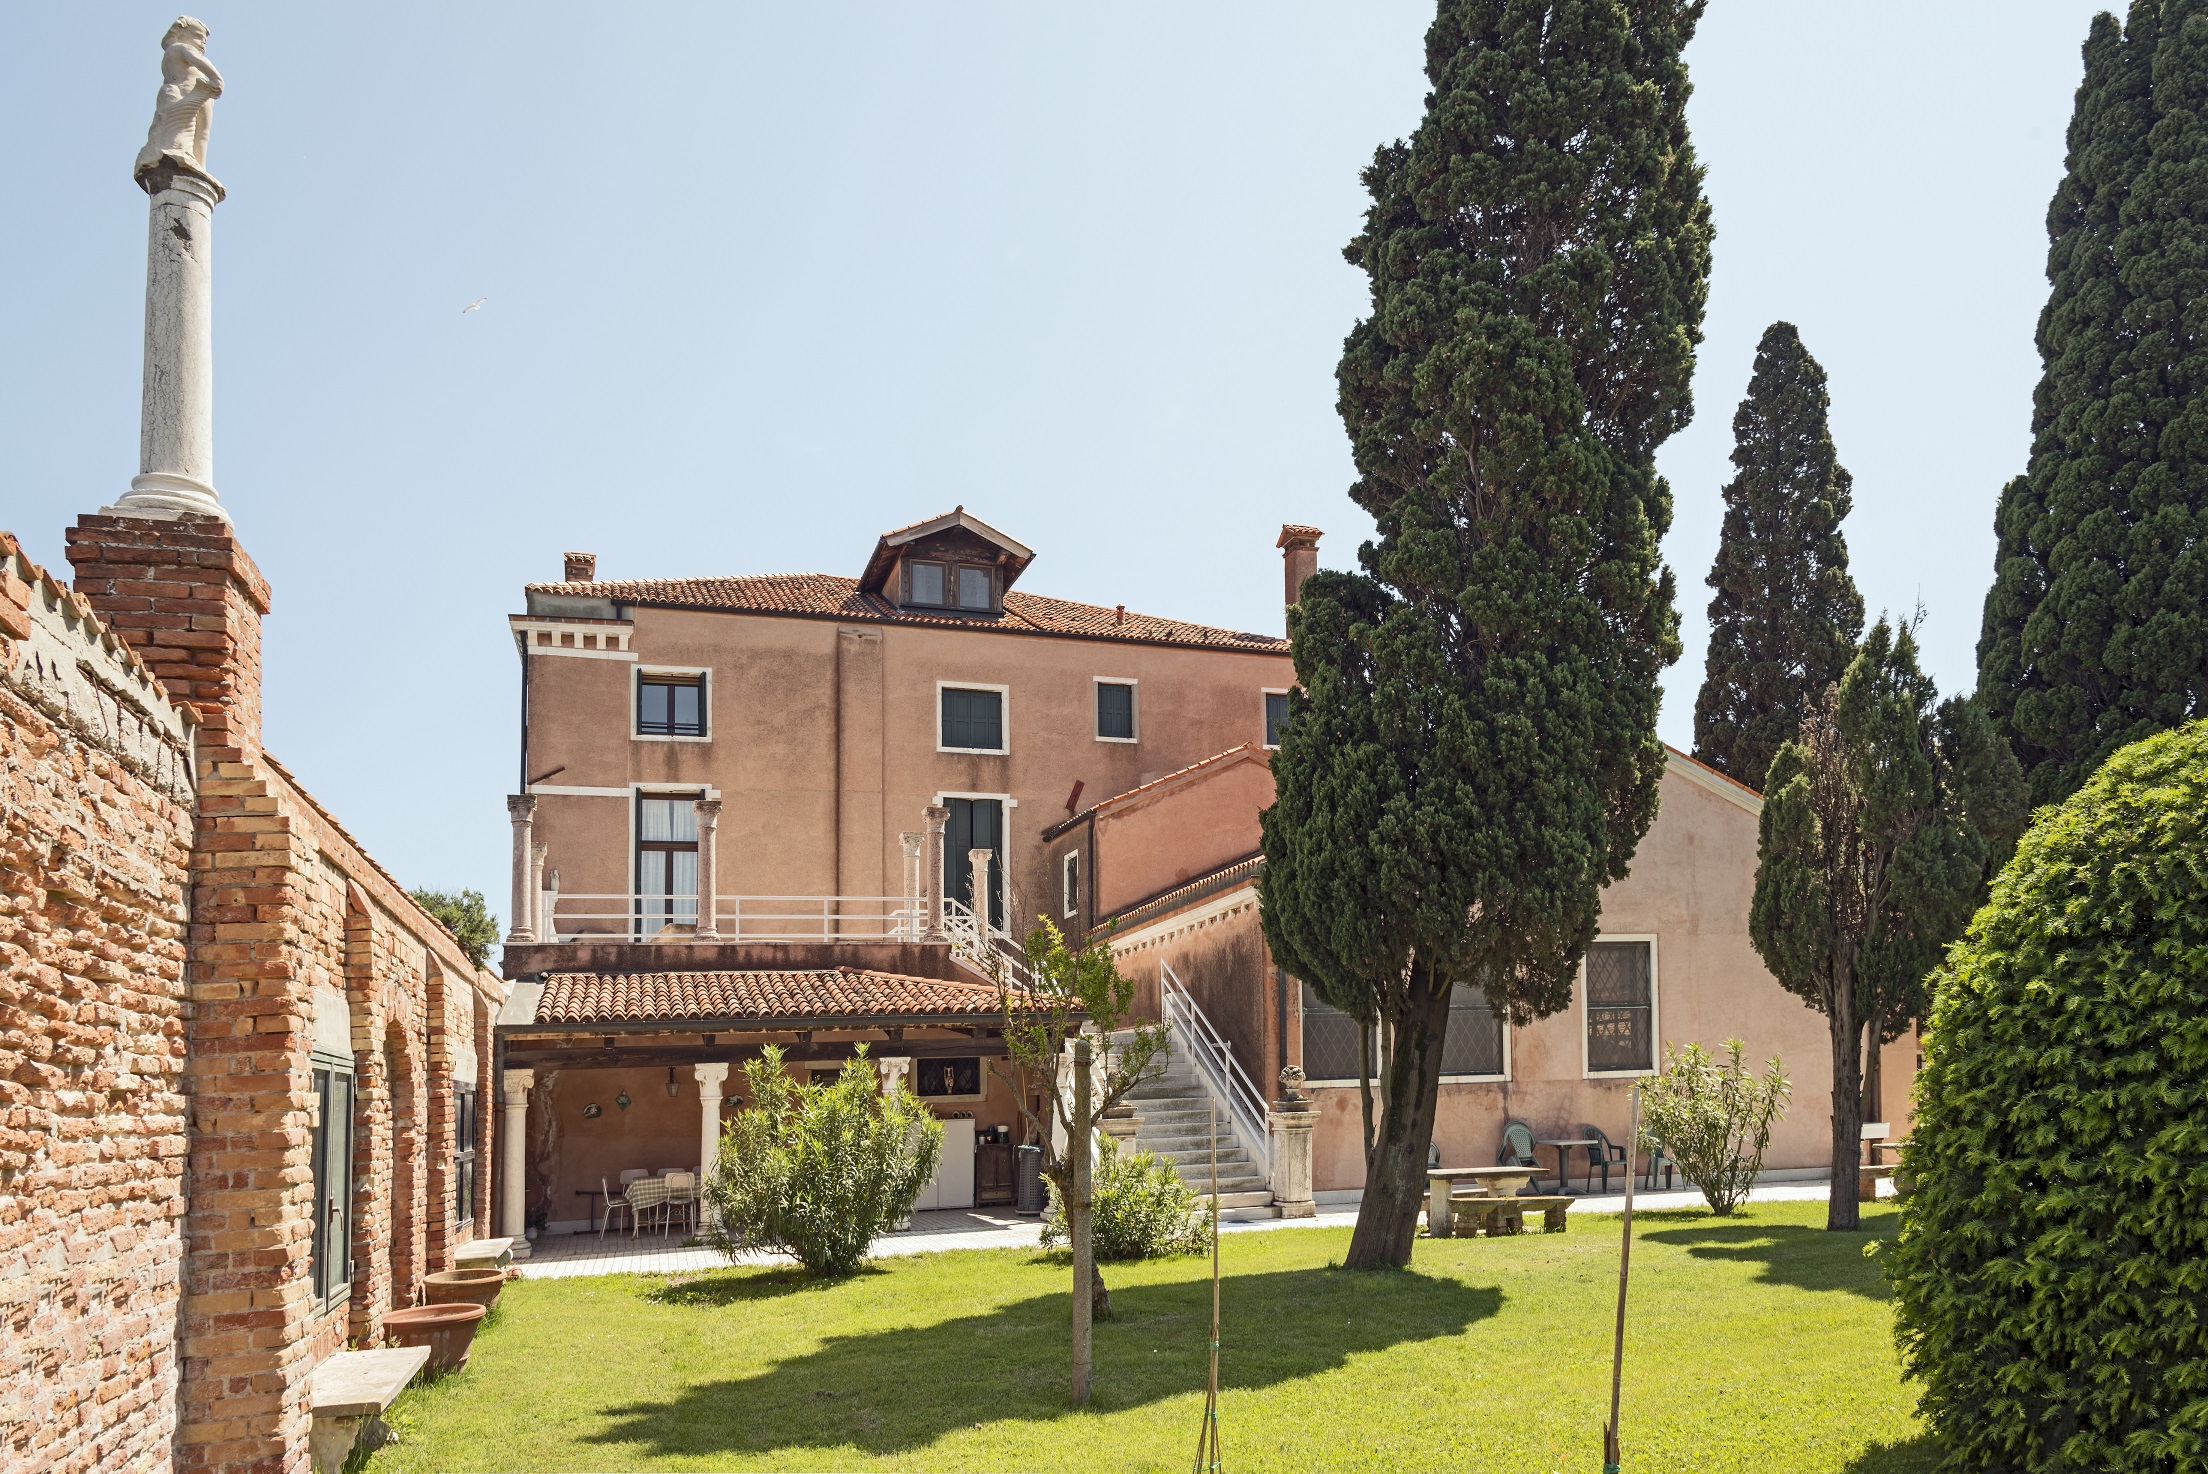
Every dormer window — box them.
[903,558,998,614]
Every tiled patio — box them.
[512,1180,1857,1280]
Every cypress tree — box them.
[1262,0,1709,1270]
[1694,322,1864,791]
[1978,1,2208,806]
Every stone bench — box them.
[454,1235,516,1270]
[309,1345,430,1474]
[1450,1192,1574,1237]
[1858,1164,1896,1203]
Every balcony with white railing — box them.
[542,892,931,945]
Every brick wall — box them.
[0,535,197,1474]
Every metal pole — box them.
[1194,1090,1222,1472]
[1604,1082,1642,1472]
[1071,1036,1094,1406]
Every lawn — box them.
[366,1199,1933,1473]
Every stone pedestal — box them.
[1271,1103,1315,1218]
[105,162,227,521]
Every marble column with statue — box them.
[104,16,230,522]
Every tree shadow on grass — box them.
[1841,1432,1939,1472]
[643,1265,884,1308]
[1640,1209,1898,1302]
[587,1266,1500,1460]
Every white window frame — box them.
[1092,677,1139,744]
[936,681,1011,755]
[633,665,712,744]
[1061,849,1080,918]
[1261,687,1290,750]
[1580,934,1661,1080]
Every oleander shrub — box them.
[704,1044,942,1278]
[1890,720,2208,1471]
[1637,1039,1791,1215]
[1041,1135,1212,1261]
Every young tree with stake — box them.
[1262,0,1711,1271]
[1750,620,2023,1231]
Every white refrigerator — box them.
[916,1119,976,1210]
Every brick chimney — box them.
[1277,524,1322,623]
[67,514,271,753]
[564,551,597,582]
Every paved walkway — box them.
[515,1180,1860,1281]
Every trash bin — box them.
[1016,1145,1046,1215]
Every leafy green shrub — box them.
[1638,1039,1790,1215]
[704,1044,941,1278]
[1041,1135,1211,1261]
[1890,720,2208,1471]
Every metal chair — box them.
[1577,1123,1631,1193]
[599,1176,637,1238]
[662,1171,698,1236]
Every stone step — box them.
[1193,1190,1276,1213]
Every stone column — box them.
[875,1055,913,1094]
[898,832,922,939]
[969,848,994,936]
[1269,1066,1317,1220]
[529,841,548,940]
[693,799,722,938]
[499,1069,535,1255]
[694,1062,729,1222]
[923,804,949,941]
[105,161,227,521]
[505,796,537,944]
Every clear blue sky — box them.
[7,3,2109,921]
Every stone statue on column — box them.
[136,17,224,184]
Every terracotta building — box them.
[491,511,1309,1234]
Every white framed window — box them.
[1061,850,1080,918]
[634,665,711,742]
[1094,678,1138,743]
[914,1056,986,1101]
[1581,936,1659,1078]
[1262,688,1290,749]
[937,682,1010,754]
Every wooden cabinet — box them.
[976,1143,1016,1207]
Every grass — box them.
[364,1199,1934,1473]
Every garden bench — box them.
[309,1345,429,1474]
[1451,1193,1575,1236]
[1857,1164,1895,1202]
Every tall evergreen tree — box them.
[1978,1,2208,806]
[1694,322,1864,790]
[1261,0,1709,1270]
[1751,620,2023,1233]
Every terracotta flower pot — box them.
[383,1302,487,1371]
[422,1268,506,1310]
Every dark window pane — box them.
[1096,682,1134,739]
[941,687,1003,750]
[1301,981,1364,1081]
[957,566,994,609]
[1062,852,1079,916]
[1265,691,1290,746]
[639,676,705,736]
[1586,941,1653,1072]
[1441,982,1504,1076]
[918,1056,983,1096]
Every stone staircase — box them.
[1104,1036,1276,1221]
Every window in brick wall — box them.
[637,794,701,937]
[1584,938,1657,1075]
[1301,981,1372,1083]
[1264,690,1291,748]
[1095,680,1136,741]
[939,686,1006,753]
[453,1084,478,1227]
[637,672,707,738]
[311,1059,355,1309]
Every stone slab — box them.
[453,1236,514,1268]
[309,1346,429,1420]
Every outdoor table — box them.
[1426,1165,1542,1237]
[1537,1138,1603,1195]
[575,1187,606,1229]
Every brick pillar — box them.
[65,513,270,754]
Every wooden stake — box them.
[1072,1035,1093,1406]
[1193,1089,1222,1472]
[1603,1082,1641,1473]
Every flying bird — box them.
[461,297,487,314]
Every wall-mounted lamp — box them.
[665,1067,680,1099]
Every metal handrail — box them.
[1159,958,1272,1182]
[942,898,1038,991]
[546,893,925,943]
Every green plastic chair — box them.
[1577,1124,1631,1194]
[1498,1120,1538,1169]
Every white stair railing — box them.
[1159,959,1271,1185]
[942,897,1038,992]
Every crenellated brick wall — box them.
[0,512,517,1474]
[0,534,197,1474]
